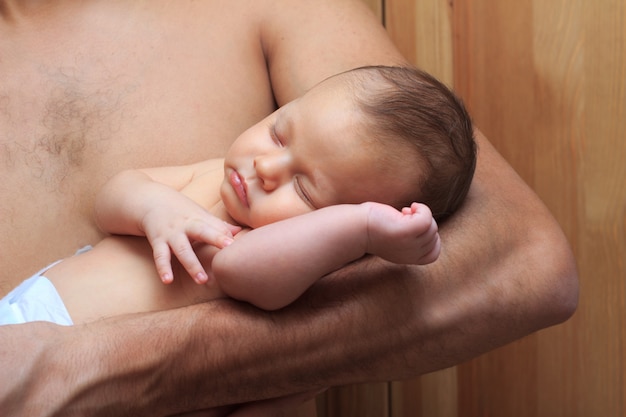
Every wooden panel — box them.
[318,383,389,417]
[390,368,457,417]
[453,0,625,414]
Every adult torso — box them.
[0,1,275,294]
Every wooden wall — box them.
[319,0,626,416]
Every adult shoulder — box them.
[254,0,407,104]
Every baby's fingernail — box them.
[161,273,172,284]
[223,237,234,247]
[195,272,208,284]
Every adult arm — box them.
[0,133,578,417]
[0,0,578,415]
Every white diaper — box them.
[0,261,73,326]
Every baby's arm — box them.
[94,161,239,284]
[212,202,439,310]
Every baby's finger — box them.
[187,220,235,249]
[417,220,441,264]
[417,234,441,265]
[402,202,429,216]
[169,236,208,284]
[225,222,242,236]
[152,241,174,284]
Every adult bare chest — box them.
[0,2,275,289]
[1,3,273,170]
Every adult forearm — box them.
[2,227,575,417]
[0,303,282,417]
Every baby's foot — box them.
[364,202,440,265]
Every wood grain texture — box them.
[453,1,625,415]
[318,383,389,417]
[323,0,625,415]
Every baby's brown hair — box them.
[350,66,477,221]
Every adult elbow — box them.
[549,252,579,325]
[532,228,579,328]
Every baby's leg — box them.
[364,202,440,265]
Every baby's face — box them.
[220,73,416,228]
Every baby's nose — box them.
[254,152,291,191]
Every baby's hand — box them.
[364,202,440,265]
[142,203,241,285]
